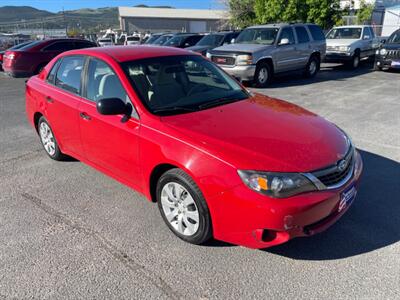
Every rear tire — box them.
[304,55,320,78]
[157,168,212,245]
[254,62,272,88]
[37,117,68,161]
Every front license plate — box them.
[338,184,357,212]
[391,60,400,68]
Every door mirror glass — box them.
[97,98,128,115]
[279,38,290,45]
[363,35,370,40]
[230,38,235,44]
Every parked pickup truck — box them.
[207,23,326,88]
[325,25,380,69]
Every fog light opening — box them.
[261,230,277,242]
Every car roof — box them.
[247,23,317,29]
[333,25,368,28]
[65,45,197,63]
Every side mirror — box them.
[230,38,235,44]
[381,39,386,44]
[363,35,370,40]
[279,38,290,45]
[97,98,128,115]
[184,42,190,47]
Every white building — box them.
[118,7,229,34]
[340,0,400,9]
[382,4,400,35]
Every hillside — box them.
[0,6,54,23]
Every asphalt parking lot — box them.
[0,62,399,299]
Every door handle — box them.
[79,112,91,120]
[45,96,54,103]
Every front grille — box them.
[386,50,400,59]
[312,149,354,187]
[211,56,235,66]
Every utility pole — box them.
[63,7,67,37]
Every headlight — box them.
[206,52,212,59]
[238,170,317,198]
[338,46,349,52]
[236,54,253,66]
[379,48,387,56]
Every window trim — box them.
[82,57,139,120]
[53,55,87,96]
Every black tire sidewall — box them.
[305,55,320,77]
[254,62,271,88]
[156,169,212,244]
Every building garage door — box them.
[189,21,206,33]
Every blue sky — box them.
[1,0,225,12]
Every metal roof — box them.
[118,6,228,20]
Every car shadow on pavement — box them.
[264,149,400,260]
[251,61,376,89]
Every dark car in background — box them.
[375,29,400,71]
[163,33,203,48]
[152,33,174,46]
[0,41,32,71]
[145,32,169,44]
[2,38,97,77]
[187,31,240,55]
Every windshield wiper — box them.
[153,106,197,114]
[198,96,246,110]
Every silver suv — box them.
[325,25,380,69]
[207,23,326,87]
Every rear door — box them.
[78,58,142,186]
[41,55,86,156]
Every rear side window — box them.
[307,25,325,41]
[295,26,310,43]
[74,41,96,49]
[185,35,202,47]
[55,56,85,94]
[47,59,61,84]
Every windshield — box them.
[388,30,400,44]
[153,35,173,45]
[145,34,162,44]
[163,36,185,46]
[16,40,42,51]
[326,27,362,39]
[235,28,279,45]
[122,55,248,115]
[196,34,224,46]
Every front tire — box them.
[38,117,67,161]
[254,62,272,88]
[348,52,360,69]
[157,169,212,245]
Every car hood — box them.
[212,43,271,54]
[383,43,400,50]
[186,45,210,53]
[327,39,359,47]
[161,93,349,172]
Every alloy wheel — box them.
[39,122,56,156]
[258,67,268,84]
[160,182,200,236]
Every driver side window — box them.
[278,27,295,45]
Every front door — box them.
[275,27,299,72]
[78,58,141,187]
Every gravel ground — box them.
[0,62,399,299]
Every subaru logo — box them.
[338,159,348,172]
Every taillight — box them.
[6,51,20,60]
[0,53,3,61]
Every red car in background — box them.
[3,38,96,77]
[0,41,33,71]
[25,46,363,249]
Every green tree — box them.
[356,0,374,24]
[306,0,342,29]
[227,0,257,28]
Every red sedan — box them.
[26,46,363,249]
[3,38,96,77]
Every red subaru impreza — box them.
[26,46,363,249]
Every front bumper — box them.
[324,51,353,63]
[220,65,256,81]
[209,150,363,249]
[376,57,400,69]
